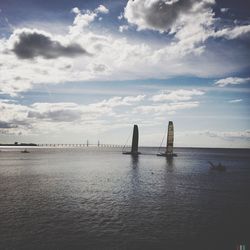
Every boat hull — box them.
[122,152,141,155]
[157,153,177,157]
[210,166,226,171]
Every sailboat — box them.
[208,161,226,171]
[21,149,30,153]
[157,121,177,157]
[122,124,141,155]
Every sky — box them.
[0,0,250,148]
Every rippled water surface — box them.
[0,147,250,250]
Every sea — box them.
[0,147,249,250]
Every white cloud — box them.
[228,99,242,103]
[220,8,229,13]
[0,5,250,96]
[213,25,250,40]
[90,95,145,112]
[214,77,250,87]
[0,90,201,137]
[69,8,97,36]
[119,25,129,33]
[124,0,215,33]
[69,5,109,37]
[123,95,145,103]
[0,94,146,132]
[151,89,204,102]
[133,88,205,115]
[71,7,81,15]
[118,13,124,20]
[123,0,250,61]
[134,101,200,114]
[28,102,83,122]
[95,5,109,14]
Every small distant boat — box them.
[208,161,226,171]
[157,121,177,157]
[122,124,141,156]
[21,149,30,153]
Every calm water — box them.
[0,147,250,250]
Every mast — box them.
[131,125,139,154]
[166,121,174,155]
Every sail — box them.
[131,125,139,153]
[166,121,174,154]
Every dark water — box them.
[0,147,250,250]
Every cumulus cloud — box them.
[10,29,88,59]
[90,95,145,111]
[69,5,108,36]
[119,25,129,33]
[133,88,205,115]
[0,101,32,135]
[214,77,250,87]
[0,5,250,96]
[151,89,204,102]
[213,25,250,40]
[70,7,97,33]
[123,0,250,58]
[0,91,201,137]
[124,0,215,32]
[0,94,146,132]
[228,99,243,103]
[95,5,109,14]
[91,63,108,73]
[28,104,81,122]
[0,121,18,129]
[123,95,145,102]
[134,101,199,114]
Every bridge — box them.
[37,143,124,148]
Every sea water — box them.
[0,147,249,250]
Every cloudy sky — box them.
[0,0,250,148]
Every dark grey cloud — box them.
[28,110,81,122]
[0,121,18,129]
[12,30,89,59]
[0,119,31,129]
[92,64,107,72]
[124,0,214,32]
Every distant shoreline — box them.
[0,143,37,146]
[0,145,249,150]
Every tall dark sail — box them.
[123,124,140,155]
[166,121,174,155]
[131,125,139,154]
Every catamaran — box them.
[122,124,141,155]
[21,149,30,153]
[157,121,177,157]
[208,161,226,171]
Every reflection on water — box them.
[130,155,139,169]
[0,147,250,250]
[166,156,174,166]
[166,156,175,172]
[129,155,140,195]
